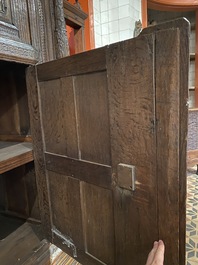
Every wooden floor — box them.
[0,221,81,265]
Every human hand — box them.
[145,240,165,265]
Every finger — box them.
[145,241,159,265]
[153,240,165,263]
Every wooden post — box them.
[53,0,70,58]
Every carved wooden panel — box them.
[0,0,12,23]
[0,0,69,64]
[10,0,31,44]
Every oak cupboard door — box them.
[26,19,189,265]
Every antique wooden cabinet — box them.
[0,0,68,220]
[26,19,189,265]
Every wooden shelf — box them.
[0,142,33,174]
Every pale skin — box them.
[145,240,165,265]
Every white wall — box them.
[93,0,142,48]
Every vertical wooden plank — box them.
[156,28,180,265]
[24,162,40,221]
[177,20,189,265]
[26,66,52,239]
[143,18,189,265]
[48,172,84,250]
[74,72,111,165]
[39,77,79,159]
[107,35,157,265]
[81,183,115,265]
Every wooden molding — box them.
[0,37,39,64]
[0,21,19,41]
[64,0,88,28]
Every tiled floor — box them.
[186,167,198,265]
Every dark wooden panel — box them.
[15,66,30,135]
[144,18,189,265]
[39,77,79,158]
[0,70,20,135]
[4,166,29,217]
[45,152,112,189]
[74,72,111,165]
[24,162,40,221]
[26,66,52,239]
[155,28,184,265]
[81,182,115,265]
[107,34,157,265]
[48,171,84,250]
[37,47,106,81]
[0,62,30,136]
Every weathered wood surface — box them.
[27,18,189,265]
[156,28,180,265]
[26,66,52,240]
[37,47,106,81]
[144,19,189,264]
[106,33,157,265]
[45,153,112,189]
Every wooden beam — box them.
[45,152,112,189]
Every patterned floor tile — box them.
[186,172,198,265]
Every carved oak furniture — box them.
[0,0,68,222]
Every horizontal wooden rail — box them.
[45,152,112,189]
